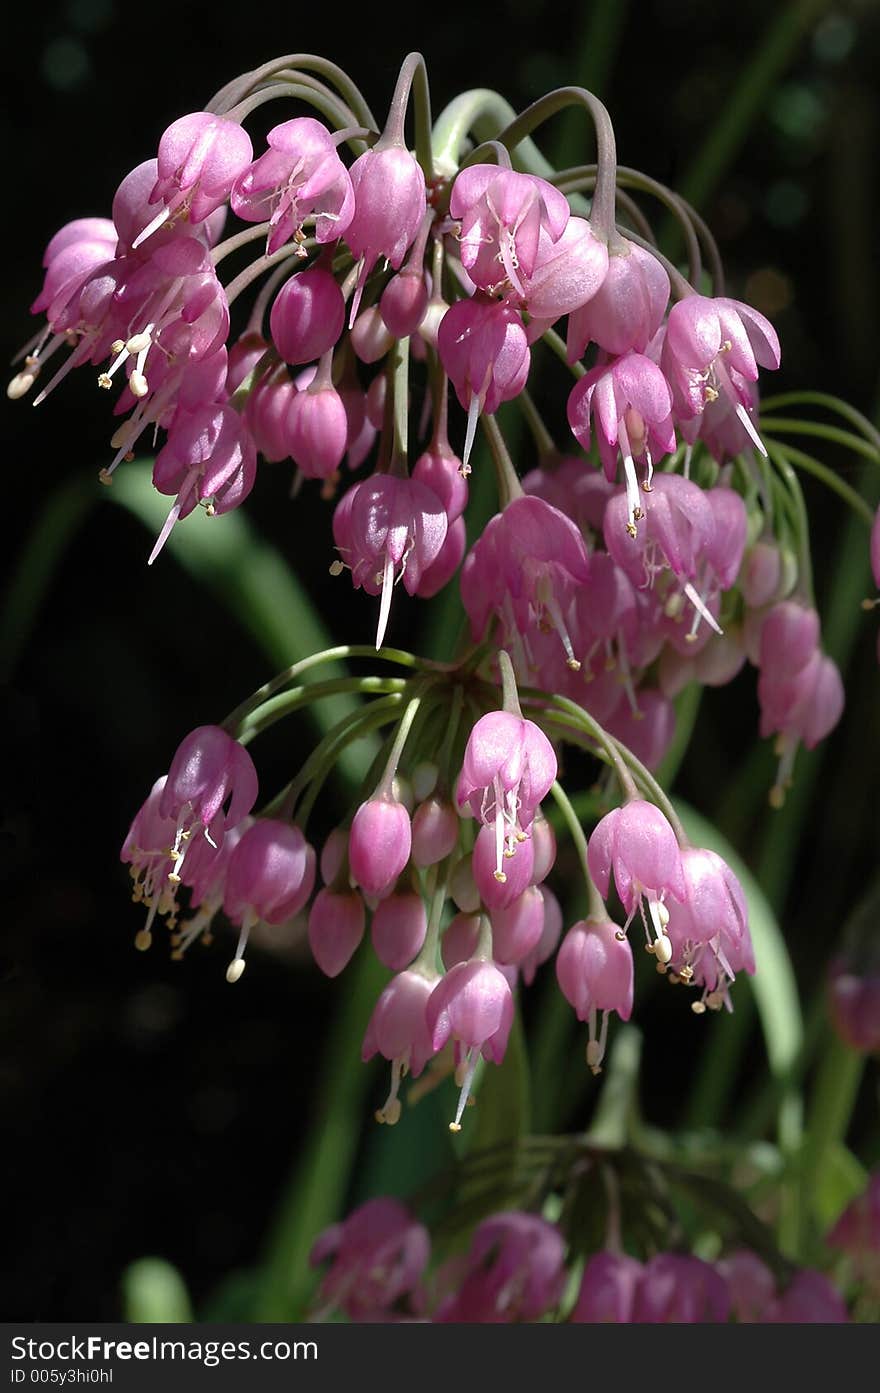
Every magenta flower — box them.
[333,474,448,649]
[661,293,780,453]
[308,887,366,978]
[230,116,355,254]
[361,967,439,1124]
[120,775,204,947]
[348,794,412,899]
[458,708,557,845]
[222,819,315,981]
[159,724,258,856]
[461,494,591,672]
[309,1198,430,1322]
[471,822,536,910]
[664,846,754,1011]
[568,236,669,360]
[828,957,880,1054]
[520,886,563,987]
[411,797,459,867]
[268,266,345,365]
[435,1211,566,1323]
[490,886,545,966]
[437,295,530,466]
[285,355,349,480]
[763,1270,848,1323]
[345,143,427,322]
[522,216,610,326]
[151,402,257,561]
[827,1170,880,1293]
[450,166,570,298]
[587,800,686,960]
[632,1254,731,1323]
[137,112,253,246]
[556,916,634,1071]
[370,891,428,971]
[570,1251,644,1323]
[716,1251,777,1324]
[426,956,514,1129]
[567,352,675,537]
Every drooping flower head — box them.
[310,1198,430,1322]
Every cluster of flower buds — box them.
[308,1201,849,1323]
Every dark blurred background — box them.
[2,0,879,1320]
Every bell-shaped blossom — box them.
[490,886,545,966]
[828,956,880,1054]
[556,916,634,1071]
[664,846,754,1011]
[137,113,253,247]
[570,1251,644,1323]
[632,1254,731,1323]
[435,1211,566,1323]
[450,165,571,300]
[588,800,686,962]
[461,494,591,671]
[458,709,557,861]
[414,516,467,598]
[158,725,258,870]
[661,294,780,454]
[716,1251,776,1323]
[333,474,448,648]
[827,1170,880,1290]
[151,402,257,561]
[308,887,366,978]
[121,775,217,948]
[362,967,439,1124]
[604,473,722,638]
[348,794,412,898]
[426,955,514,1129]
[285,355,349,480]
[763,1270,848,1323]
[568,352,675,536]
[269,266,345,365]
[520,216,610,326]
[370,891,428,970]
[411,797,459,867]
[345,143,426,321]
[471,822,536,911]
[568,237,669,360]
[222,819,315,981]
[230,117,355,254]
[310,1198,430,1322]
[437,295,530,465]
[520,886,563,987]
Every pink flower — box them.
[269,266,345,365]
[450,165,571,300]
[362,968,439,1123]
[345,144,427,322]
[763,1269,848,1323]
[348,794,412,898]
[570,1251,644,1323]
[230,117,355,254]
[435,1211,566,1323]
[411,797,460,867]
[308,888,365,978]
[567,351,675,536]
[587,800,686,958]
[158,725,258,856]
[222,819,316,981]
[520,886,563,987]
[426,956,514,1129]
[137,113,253,246]
[310,1198,429,1321]
[458,708,557,844]
[461,494,591,672]
[716,1251,777,1323]
[490,886,545,966]
[664,846,754,1011]
[828,956,880,1054]
[827,1170,880,1290]
[556,917,634,1070]
[370,891,428,970]
[333,474,448,648]
[522,216,609,325]
[632,1254,731,1323]
[151,402,257,561]
[437,295,530,465]
[567,237,669,360]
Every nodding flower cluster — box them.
[306,1199,850,1323]
[20,56,872,1134]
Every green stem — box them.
[760,417,880,467]
[766,443,814,602]
[540,326,586,378]
[481,415,523,506]
[494,87,618,242]
[431,90,550,179]
[275,695,405,818]
[517,389,556,459]
[381,52,434,180]
[236,676,411,743]
[207,53,377,129]
[390,334,411,465]
[296,699,406,828]
[759,391,880,455]
[760,434,877,525]
[549,781,605,918]
[223,644,422,732]
[375,690,426,794]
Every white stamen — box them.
[682,580,723,635]
[132,205,172,250]
[375,549,396,651]
[735,402,768,457]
